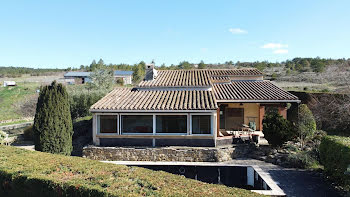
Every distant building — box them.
[114,70,133,85]
[64,72,91,84]
[3,81,16,87]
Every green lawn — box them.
[0,145,262,197]
[0,82,39,121]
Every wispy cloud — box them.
[261,43,289,54]
[200,48,208,53]
[261,43,288,49]
[273,49,289,54]
[229,28,247,34]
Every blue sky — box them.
[0,0,349,68]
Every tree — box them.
[33,81,73,155]
[178,61,192,69]
[89,68,114,91]
[263,111,295,147]
[198,60,206,69]
[89,59,97,71]
[132,61,146,83]
[97,58,105,68]
[297,104,316,148]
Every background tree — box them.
[89,68,114,91]
[178,61,192,69]
[263,111,295,147]
[198,60,206,69]
[33,81,73,155]
[132,61,146,83]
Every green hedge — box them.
[320,136,350,190]
[0,145,261,197]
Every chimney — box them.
[145,61,158,81]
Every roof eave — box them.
[216,99,301,103]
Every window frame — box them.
[120,113,154,135]
[97,114,119,135]
[155,113,189,135]
[190,113,213,136]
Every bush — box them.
[0,130,7,144]
[297,104,317,148]
[23,126,33,140]
[320,136,350,191]
[263,111,295,147]
[33,81,73,155]
[70,92,102,120]
[0,145,261,197]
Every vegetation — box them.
[0,130,7,144]
[0,145,261,197]
[88,68,114,91]
[292,104,317,148]
[0,67,64,78]
[70,92,103,120]
[320,135,350,191]
[0,82,39,121]
[23,125,33,141]
[263,111,295,147]
[33,81,73,155]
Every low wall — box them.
[0,122,33,131]
[83,144,256,162]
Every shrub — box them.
[297,104,317,148]
[70,92,102,120]
[33,81,73,155]
[23,126,33,140]
[0,145,261,197]
[0,130,7,144]
[263,111,295,147]
[320,135,350,191]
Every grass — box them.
[0,146,262,197]
[0,82,39,121]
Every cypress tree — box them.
[33,81,73,155]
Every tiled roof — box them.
[90,88,218,111]
[210,76,231,83]
[114,70,134,76]
[213,81,299,101]
[138,68,262,88]
[64,72,91,77]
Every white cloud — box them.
[261,43,288,49]
[200,48,208,53]
[273,49,289,54]
[229,28,247,34]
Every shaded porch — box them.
[216,102,288,144]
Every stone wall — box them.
[83,144,256,162]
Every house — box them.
[90,64,300,147]
[3,81,16,87]
[114,70,133,85]
[64,72,91,84]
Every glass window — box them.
[99,115,117,133]
[122,115,153,134]
[192,115,211,134]
[156,115,187,133]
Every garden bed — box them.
[0,145,261,197]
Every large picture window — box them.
[192,115,211,134]
[99,115,117,133]
[121,115,153,134]
[156,115,187,133]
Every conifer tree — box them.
[33,81,73,155]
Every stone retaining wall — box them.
[0,122,33,131]
[83,144,256,162]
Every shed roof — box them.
[114,70,134,76]
[64,72,91,77]
[90,88,218,111]
[213,81,299,102]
